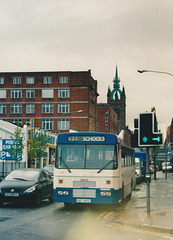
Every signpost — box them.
[30,118,35,168]
[1,139,22,161]
[137,112,163,213]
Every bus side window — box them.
[121,151,125,167]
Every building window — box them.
[13,77,21,84]
[26,103,35,114]
[10,89,22,99]
[26,77,34,84]
[58,88,70,98]
[26,89,35,99]
[59,76,68,84]
[0,90,6,99]
[42,119,53,130]
[26,118,31,126]
[58,118,69,131]
[42,89,54,98]
[43,76,52,84]
[10,103,22,114]
[0,104,6,114]
[42,103,54,114]
[10,118,22,125]
[58,103,70,114]
[0,77,4,84]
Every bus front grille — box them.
[73,189,96,198]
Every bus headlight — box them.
[63,191,69,195]
[100,192,106,196]
[100,191,111,196]
[105,192,111,196]
[58,191,69,195]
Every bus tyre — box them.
[64,202,72,207]
[121,183,124,201]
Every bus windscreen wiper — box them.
[59,150,71,173]
[97,160,114,174]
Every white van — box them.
[135,158,142,177]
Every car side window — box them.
[44,170,51,180]
[40,171,47,182]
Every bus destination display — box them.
[67,135,106,142]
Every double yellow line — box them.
[96,211,114,220]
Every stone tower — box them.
[107,66,126,134]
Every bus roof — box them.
[57,132,119,145]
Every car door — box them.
[44,170,53,198]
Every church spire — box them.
[110,65,122,100]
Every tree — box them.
[8,125,25,163]
[29,132,50,168]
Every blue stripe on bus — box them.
[53,187,122,204]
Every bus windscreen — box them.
[56,144,117,170]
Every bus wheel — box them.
[121,183,124,201]
[64,202,72,207]
[128,180,133,198]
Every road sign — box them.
[1,139,22,161]
[138,112,163,147]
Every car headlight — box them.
[24,186,36,193]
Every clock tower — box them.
[107,65,126,134]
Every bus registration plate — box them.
[76,199,91,203]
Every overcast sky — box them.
[1,0,173,137]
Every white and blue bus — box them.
[54,132,135,205]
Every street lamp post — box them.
[58,110,83,134]
[137,69,173,180]
[137,68,172,213]
[137,69,173,77]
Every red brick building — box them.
[0,70,98,134]
[96,104,118,133]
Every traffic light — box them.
[138,113,162,147]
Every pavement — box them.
[114,171,173,234]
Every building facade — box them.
[0,70,98,134]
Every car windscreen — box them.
[5,170,40,181]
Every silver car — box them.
[162,162,173,173]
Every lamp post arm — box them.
[137,70,173,77]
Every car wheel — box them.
[49,192,53,203]
[35,192,41,207]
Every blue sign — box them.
[30,159,35,165]
[1,139,22,161]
